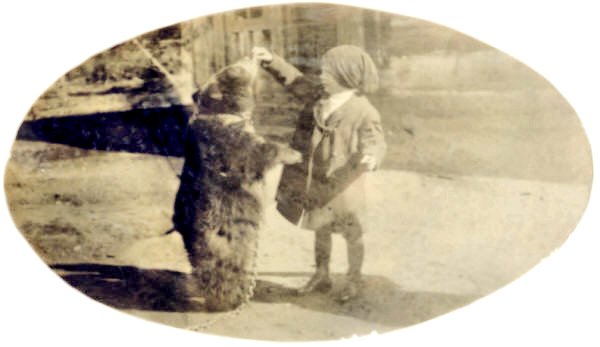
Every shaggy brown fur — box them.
[173,117,288,311]
[172,61,299,311]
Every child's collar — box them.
[313,89,356,130]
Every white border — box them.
[1,1,598,346]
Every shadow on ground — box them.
[51,263,193,312]
[18,106,191,157]
[254,272,479,328]
[52,264,478,329]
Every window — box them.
[235,9,248,19]
[235,7,263,19]
[250,8,263,18]
[261,29,272,46]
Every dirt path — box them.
[4,140,590,341]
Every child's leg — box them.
[315,227,333,276]
[340,215,364,300]
[299,227,333,293]
[345,226,364,282]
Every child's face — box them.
[319,69,349,96]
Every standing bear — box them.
[172,58,300,311]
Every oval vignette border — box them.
[0,1,598,347]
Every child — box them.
[254,45,387,301]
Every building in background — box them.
[187,4,391,86]
[182,3,391,130]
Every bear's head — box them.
[192,57,259,117]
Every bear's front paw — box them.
[275,143,302,165]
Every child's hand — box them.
[252,47,273,63]
[360,155,377,171]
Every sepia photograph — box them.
[1,1,598,346]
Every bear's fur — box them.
[172,61,300,311]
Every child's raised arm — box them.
[253,47,322,105]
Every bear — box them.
[171,58,300,311]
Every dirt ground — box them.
[4,140,590,341]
